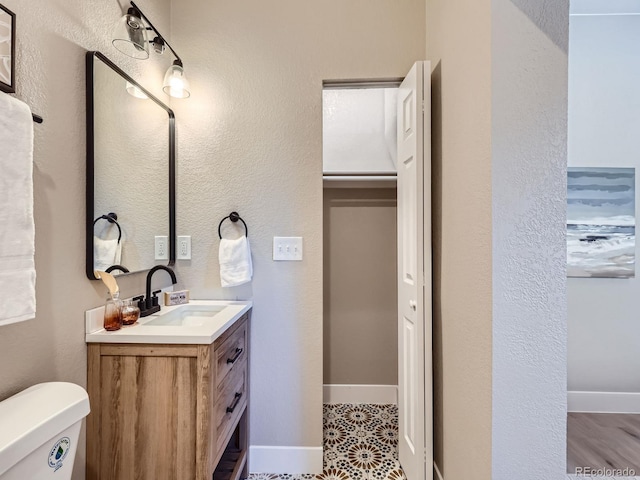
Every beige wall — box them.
[323,188,397,386]
[170,0,424,451]
[0,1,173,478]
[426,0,493,478]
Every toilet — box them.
[0,382,90,479]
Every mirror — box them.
[86,51,175,280]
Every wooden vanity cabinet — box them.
[86,313,250,480]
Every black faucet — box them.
[139,265,178,317]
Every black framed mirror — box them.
[86,51,175,280]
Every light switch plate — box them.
[273,237,303,261]
[177,236,191,260]
[155,236,169,260]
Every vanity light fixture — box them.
[112,6,149,60]
[112,1,191,99]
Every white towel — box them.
[219,236,253,287]
[93,236,122,272]
[0,93,36,325]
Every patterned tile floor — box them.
[249,404,406,480]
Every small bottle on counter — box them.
[104,292,123,331]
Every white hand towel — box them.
[219,236,253,287]
[93,236,122,272]
[0,92,36,325]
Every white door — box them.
[397,61,432,480]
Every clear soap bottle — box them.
[104,292,123,331]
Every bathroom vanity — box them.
[85,301,252,480]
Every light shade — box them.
[163,63,191,99]
[112,9,149,60]
[125,81,148,99]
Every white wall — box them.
[567,3,640,395]
[170,0,425,469]
[323,88,397,174]
[492,0,569,478]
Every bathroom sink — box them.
[144,304,227,326]
[85,300,252,344]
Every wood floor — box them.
[567,412,640,474]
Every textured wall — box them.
[491,0,569,478]
[170,0,425,450]
[567,9,640,394]
[426,0,493,477]
[323,188,397,386]
[0,1,172,478]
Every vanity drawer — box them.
[215,360,247,451]
[214,316,247,388]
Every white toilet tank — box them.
[0,382,90,480]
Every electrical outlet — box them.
[273,237,303,261]
[155,236,169,260]
[177,236,191,260]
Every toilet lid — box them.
[0,382,89,475]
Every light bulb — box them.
[163,63,191,99]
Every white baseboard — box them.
[323,384,398,404]
[434,462,444,480]
[249,446,323,474]
[568,391,640,413]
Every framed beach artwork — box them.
[567,167,635,278]
[0,3,15,93]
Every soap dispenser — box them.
[95,270,123,331]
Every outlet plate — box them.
[155,236,168,260]
[273,237,303,261]
[177,235,191,260]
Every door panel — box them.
[402,154,417,286]
[397,61,432,480]
[403,315,416,453]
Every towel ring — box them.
[218,211,248,239]
[93,212,122,243]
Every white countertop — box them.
[85,300,252,345]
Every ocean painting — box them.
[567,167,635,278]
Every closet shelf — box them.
[323,174,397,188]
